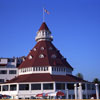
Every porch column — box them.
[79,83,83,99]
[65,83,68,99]
[66,89,69,99]
[74,84,78,99]
[53,82,56,91]
[29,83,31,93]
[17,83,19,93]
[78,87,80,99]
[41,83,43,93]
[95,84,99,99]
[8,84,10,91]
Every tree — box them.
[93,78,100,83]
[76,73,84,79]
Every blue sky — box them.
[0,0,100,81]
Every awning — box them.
[2,95,11,98]
[47,91,65,96]
[36,93,43,97]
[56,91,65,96]
[36,93,48,97]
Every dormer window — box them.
[39,54,44,58]
[33,48,36,51]
[29,55,33,59]
[51,54,56,59]
[41,47,44,50]
[49,47,53,50]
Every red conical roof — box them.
[39,22,50,31]
[18,41,73,70]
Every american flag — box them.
[44,8,50,15]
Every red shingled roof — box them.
[39,22,49,31]
[6,73,86,83]
[18,41,73,70]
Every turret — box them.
[35,22,53,42]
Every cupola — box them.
[35,22,53,42]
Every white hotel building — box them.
[0,22,97,99]
[0,57,24,83]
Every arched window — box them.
[41,47,44,50]
[29,55,33,59]
[51,54,56,59]
[33,48,36,51]
[49,47,53,50]
[39,54,44,58]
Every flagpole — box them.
[43,8,45,22]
